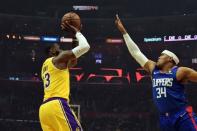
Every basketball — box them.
[61,12,81,31]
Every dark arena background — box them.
[0,0,197,131]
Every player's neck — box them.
[160,64,174,73]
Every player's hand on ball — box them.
[115,14,127,34]
[61,21,80,34]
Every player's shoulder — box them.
[177,66,191,73]
[43,57,53,64]
[176,66,191,81]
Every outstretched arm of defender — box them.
[115,15,155,73]
[177,67,197,82]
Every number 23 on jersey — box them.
[44,73,50,88]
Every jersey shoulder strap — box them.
[41,57,53,76]
[45,57,59,70]
[42,57,53,66]
[171,66,179,81]
[152,66,159,73]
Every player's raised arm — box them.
[177,67,197,82]
[67,58,77,68]
[53,22,90,65]
[115,15,156,74]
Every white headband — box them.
[162,50,179,65]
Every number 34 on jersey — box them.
[156,87,167,99]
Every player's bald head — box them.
[45,43,61,57]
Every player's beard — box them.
[55,50,61,56]
[156,60,171,70]
[156,61,165,69]
[156,64,162,69]
[50,50,60,57]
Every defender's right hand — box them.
[115,14,127,34]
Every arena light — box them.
[23,36,40,41]
[41,36,59,42]
[60,37,73,43]
[192,58,197,64]
[6,34,10,39]
[73,5,99,11]
[106,38,123,44]
[12,35,16,39]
